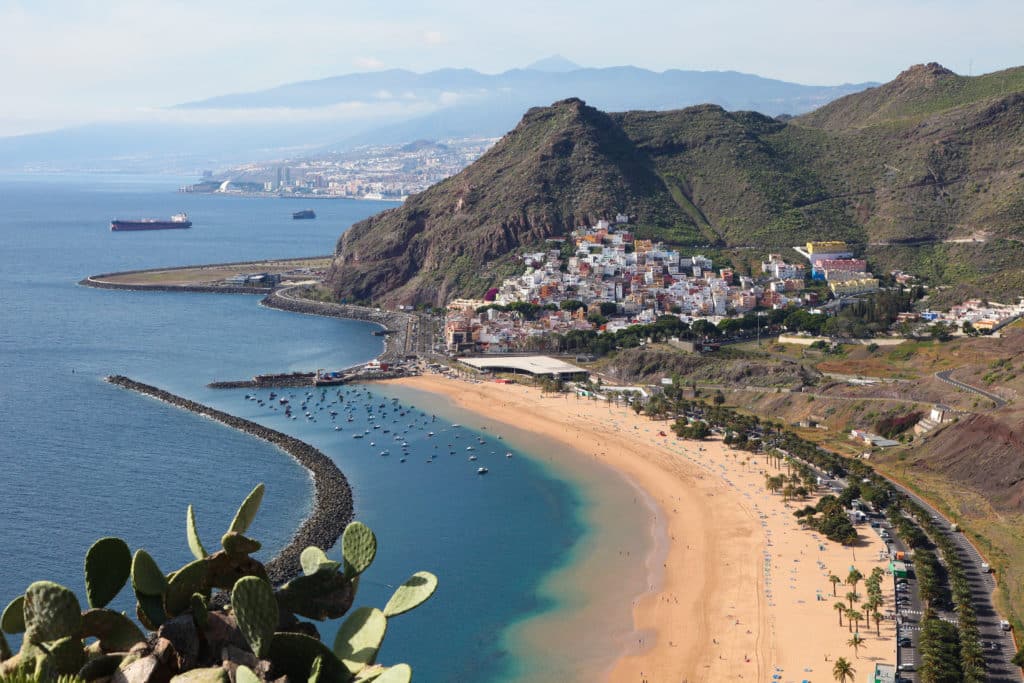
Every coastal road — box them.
[935,369,1008,408]
[885,481,1022,682]
[783,451,1020,680]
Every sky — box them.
[2,0,1023,137]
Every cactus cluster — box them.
[0,484,436,683]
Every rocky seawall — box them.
[261,287,415,362]
[106,375,352,584]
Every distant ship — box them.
[110,213,192,231]
[292,209,316,220]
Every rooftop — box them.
[458,355,586,377]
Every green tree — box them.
[834,601,846,626]
[847,633,865,659]
[829,574,841,596]
[832,656,855,683]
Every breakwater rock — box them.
[106,375,352,584]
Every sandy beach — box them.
[388,374,898,683]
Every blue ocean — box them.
[0,175,603,681]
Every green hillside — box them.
[329,64,1024,306]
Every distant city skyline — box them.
[3,0,1023,136]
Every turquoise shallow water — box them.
[0,175,644,682]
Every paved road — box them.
[785,452,1020,680]
[887,482,1021,682]
[935,369,1008,408]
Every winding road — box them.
[935,369,1008,408]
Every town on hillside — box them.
[444,217,1024,354]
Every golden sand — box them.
[388,374,897,682]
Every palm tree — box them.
[844,607,856,632]
[845,590,860,609]
[834,601,846,626]
[846,568,863,594]
[872,607,883,636]
[847,633,865,659]
[832,656,855,683]
[829,574,841,596]
[849,610,863,635]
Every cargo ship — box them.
[292,209,316,220]
[110,213,192,231]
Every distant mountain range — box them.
[327,63,1024,306]
[0,59,876,172]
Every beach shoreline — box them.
[382,373,899,682]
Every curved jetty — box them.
[106,375,352,583]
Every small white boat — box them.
[380,450,389,456]
[353,434,363,439]
[506,452,513,458]
[334,426,341,431]
[477,467,489,475]
[469,455,478,461]
[466,446,474,451]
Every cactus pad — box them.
[383,571,437,618]
[84,537,132,609]
[332,607,386,676]
[186,505,208,561]
[307,655,323,683]
[190,593,209,631]
[231,576,277,658]
[80,608,145,653]
[342,522,377,577]
[220,532,261,556]
[169,666,229,683]
[1,596,25,634]
[136,594,166,630]
[234,665,260,683]
[276,572,354,621]
[227,483,265,535]
[165,559,210,617]
[353,665,385,682]
[22,582,82,645]
[131,550,167,597]
[374,664,412,683]
[300,547,341,577]
[267,632,346,683]
[41,636,84,675]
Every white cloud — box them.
[423,30,444,45]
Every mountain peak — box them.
[894,62,956,85]
[525,55,582,72]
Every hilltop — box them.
[328,63,1024,306]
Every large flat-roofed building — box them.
[458,355,588,380]
[806,240,850,255]
[830,278,879,297]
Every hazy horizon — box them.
[3,0,1024,137]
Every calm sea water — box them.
[0,175,590,681]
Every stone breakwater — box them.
[261,287,414,362]
[105,375,352,584]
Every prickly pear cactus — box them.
[333,607,386,676]
[186,505,208,561]
[267,632,345,683]
[299,547,340,577]
[80,608,145,652]
[342,522,377,578]
[22,582,82,645]
[227,484,265,535]
[130,550,167,597]
[382,572,437,618]
[1,595,25,634]
[221,532,261,556]
[231,577,277,658]
[374,664,412,683]
[165,559,209,617]
[83,537,132,609]
[169,666,229,683]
